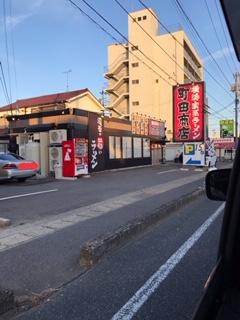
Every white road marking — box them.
[0,173,204,251]
[157,169,178,174]
[0,189,58,201]
[112,203,225,320]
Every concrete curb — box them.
[80,188,205,267]
[0,286,14,315]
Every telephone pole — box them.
[231,72,240,147]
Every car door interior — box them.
[192,143,240,319]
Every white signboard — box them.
[183,143,205,166]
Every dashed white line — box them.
[112,203,225,320]
[157,169,178,174]
[0,173,204,251]
[0,189,58,201]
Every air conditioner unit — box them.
[49,147,63,171]
[49,129,67,144]
[16,134,29,145]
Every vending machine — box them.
[62,138,88,177]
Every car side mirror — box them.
[205,168,231,201]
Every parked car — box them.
[0,153,39,182]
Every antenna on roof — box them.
[62,69,72,92]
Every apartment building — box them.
[104,8,203,141]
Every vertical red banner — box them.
[173,82,205,142]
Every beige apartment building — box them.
[104,8,203,141]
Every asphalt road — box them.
[10,193,224,320]
[0,161,231,319]
[0,162,205,226]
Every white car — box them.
[0,153,39,182]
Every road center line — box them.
[0,189,58,201]
[112,203,225,320]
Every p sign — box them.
[183,143,205,166]
[184,144,195,155]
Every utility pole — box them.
[62,70,72,92]
[231,72,240,148]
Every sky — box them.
[0,0,239,138]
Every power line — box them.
[138,0,233,100]
[204,0,233,76]
[75,0,177,83]
[116,0,234,118]
[214,0,238,72]
[67,0,173,86]
[9,0,18,102]
[3,0,12,107]
[115,0,196,83]
[171,0,229,86]
[0,61,11,105]
[67,0,234,126]
[174,0,231,87]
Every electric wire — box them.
[204,0,233,76]
[214,0,238,72]
[74,0,233,115]
[3,0,12,108]
[171,0,229,86]
[138,0,233,100]
[68,0,234,129]
[73,0,234,121]
[0,62,11,105]
[115,0,196,83]
[116,0,233,120]
[69,0,177,84]
[174,0,231,87]
[9,0,18,103]
[67,0,173,87]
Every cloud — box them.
[0,0,45,32]
[203,46,235,62]
[31,0,45,10]
[3,14,31,29]
[13,0,45,12]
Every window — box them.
[132,101,139,106]
[132,62,139,68]
[138,17,141,21]
[143,139,150,157]
[133,138,142,158]
[155,79,159,83]
[132,79,139,84]
[143,16,147,20]
[109,136,121,159]
[122,137,132,158]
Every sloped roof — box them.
[0,88,89,111]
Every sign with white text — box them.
[173,82,205,142]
